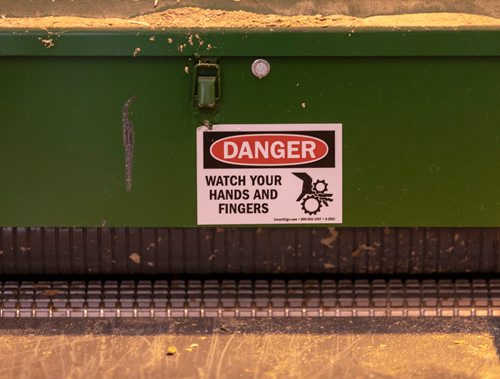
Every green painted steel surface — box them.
[2,30,500,57]
[0,31,499,227]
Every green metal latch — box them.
[193,62,221,109]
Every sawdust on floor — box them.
[1,8,500,30]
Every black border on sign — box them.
[203,131,335,169]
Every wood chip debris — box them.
[41,289,62,297]
[127,20,150,27]
[129,253,141,264]
[352,243,377,257]
[320,227,339,248]
[166,346,177,355]
[38,38,55,48]
[185,343,199,352]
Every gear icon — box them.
[301,195,322,215]
[312,179,328,194]
[293,173,334,215]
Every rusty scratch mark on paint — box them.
[122,96,137,192]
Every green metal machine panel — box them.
[0,31,499,227]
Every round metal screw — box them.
[251,59,271,79]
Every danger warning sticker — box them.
[197,124,342,225]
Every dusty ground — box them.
[1,8,500,29]
[1,318,500,378]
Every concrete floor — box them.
[1,318,500,378]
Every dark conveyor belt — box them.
[1,278,500,318]
[2,227,499,318]
[0,227,499,275]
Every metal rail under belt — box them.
[2,279,500,318]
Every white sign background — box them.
[197,124,342,225]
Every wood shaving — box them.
[41,289,62,297]
[127,20,150,26]
[166,346,177,355]
[185,343,199,352]
[38,38,55,48]
[352,244,377,257]
[320,227,339,249]
[128,253,141,264]
[1,8,500,30]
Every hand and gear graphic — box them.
[293,173,333,215]
[301,195,322,215]
[312,179,328,194]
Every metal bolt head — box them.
[251,59,271,79]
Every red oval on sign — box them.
[210,134,329,166]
